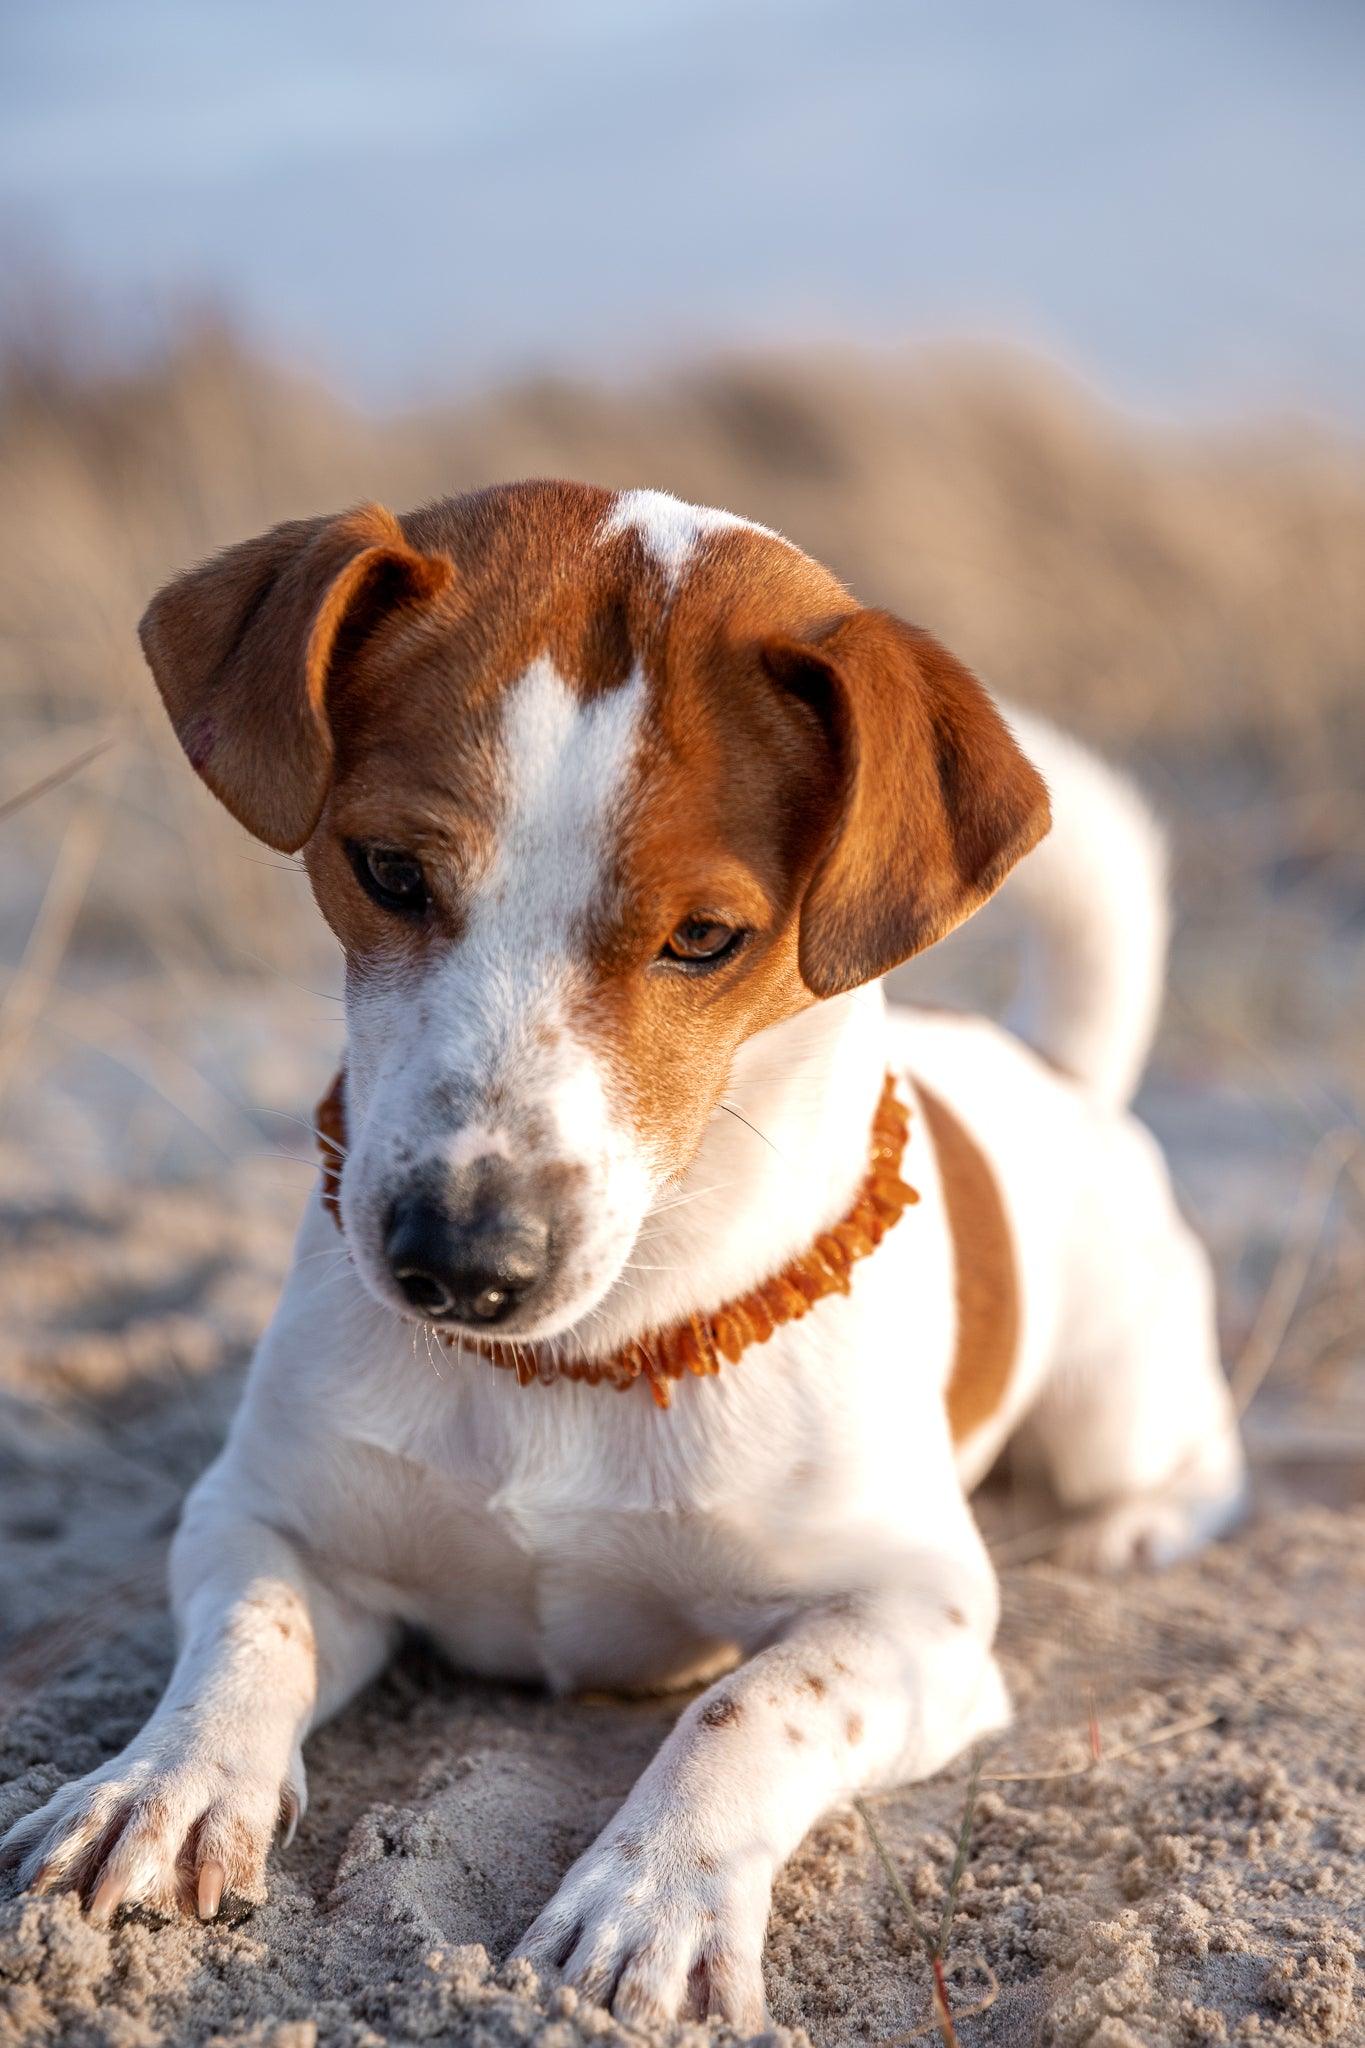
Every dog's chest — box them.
[320,1338,879,1692]
[382,1485,752,1694]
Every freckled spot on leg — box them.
[831,1658,851,1676]
[800,1672,827,1697]
[845,1713,864,1744]
[784,1723,805,1745]
[695,1851,717,1875]
[701,1696,740,1729]
[945,1605,967,1627]
[616,1833,641,1862]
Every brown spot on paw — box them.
[945,1605,966,1627]
[784,1723,805,1745]
[800,1672,827,1697]
[701,1696,740,1729]
[845,1713,864,1744]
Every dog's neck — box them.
[569,983,891,1359]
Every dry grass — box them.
[858,1761,994,2047]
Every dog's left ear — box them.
[763,609,1050,996]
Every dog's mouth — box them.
[362,1233,637,1354]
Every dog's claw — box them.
[88,1870,127,1928]
[197,1860,225,1919]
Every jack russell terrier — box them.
[2,483,1244,2030]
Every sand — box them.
[1,1048,1362,2048]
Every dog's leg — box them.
[515,1560,1006,2030]
[0,1474,394,1920]
[1025,1131,1246,1572]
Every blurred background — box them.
[2,8,1364,2039]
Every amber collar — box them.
[316,1070,917,1409]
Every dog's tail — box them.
[998,708,1169,1112]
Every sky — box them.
[2,0,1362,420]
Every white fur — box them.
[601,487,784,591]
[5,654,1243,2028]
[342,656,656,1337]
[1001,707,1170,1110]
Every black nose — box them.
[384,1193,550,1326]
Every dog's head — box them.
[141,484,1047,1340]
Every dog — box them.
[1,482,1244,2030]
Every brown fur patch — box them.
[762,609,1050,993]
[845,1713,864,1744]
[918,1082,1020,1443]
[700,1695,741,1729]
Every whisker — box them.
[260,1105,350,1158]
[423,1323,446,1381]
[719,1099,785,1160]
[308,1262,366,1307]
[642,1180,736,1221]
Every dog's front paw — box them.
[0,1718,304,1925]
[514,1819,771,2031]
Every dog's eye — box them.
[347,842,429,915]
[659,918,746,969]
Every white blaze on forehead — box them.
[338,657,658,1333]
[475,654,644,949]
[600,487,785,593]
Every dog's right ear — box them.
[139,504,454,851]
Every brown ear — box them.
[763,609,1050,996]
[138,503,454,851]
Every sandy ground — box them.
[1,1004,1362,2048]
